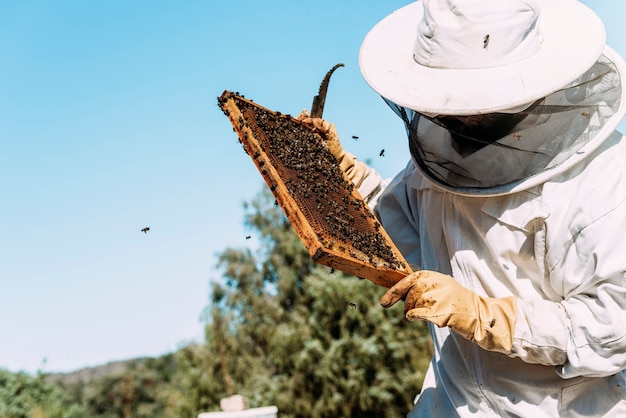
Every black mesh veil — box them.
[384,53,623,192]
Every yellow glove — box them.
[380,270,518,354]
[297,111,369,188]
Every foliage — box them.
[1,186,432,417]
[202,188,432,417]
[69,347,223,417]
[0,368,85,418]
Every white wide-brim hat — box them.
[359,0,606,116]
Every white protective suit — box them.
[359,48,626,417]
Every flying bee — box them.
[513,133,521,140]
[141,227,150,234]
[483,34,490,48]
[245,235,251,240]
[581,112,591,118]
[379,149,385,157]
[348,302,357,310]
[352,135,359,140]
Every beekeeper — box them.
[300,0,626,416]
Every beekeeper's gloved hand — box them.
[297,111,373,193]
[381,270,518,355]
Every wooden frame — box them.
[219,91,412,288]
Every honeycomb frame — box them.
[218,90,412,288]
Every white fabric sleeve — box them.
[512,299,568,366]
[513,200,626,378]
[354,165,389,208]
[556,205,626,378]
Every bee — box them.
[581,112,591,118]
[141,227,150,234]
[245,235,251,240]
[489,318,496,328]
[513,133,521,140]
[352,135,359,140]
[348,302,357,310]
[379,149,385,157]
[483,34,490,48]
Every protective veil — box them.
[385,52,623,195]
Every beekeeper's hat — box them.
[359,0,607,116]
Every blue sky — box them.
[1,0,624,374]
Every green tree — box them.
[0,368,85,418]
[80,353,204,417]
[203,187,432,417]
[44,342,223,417]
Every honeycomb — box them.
[218,90,412,288]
